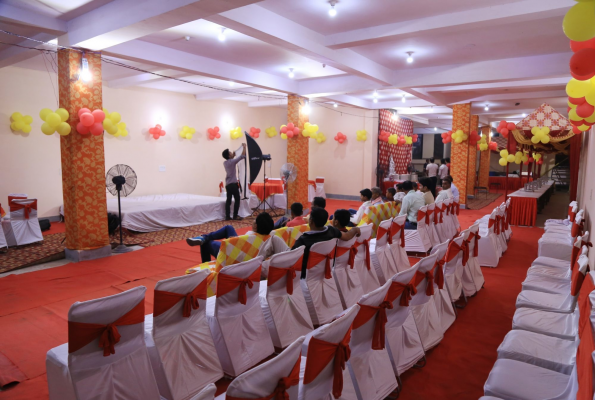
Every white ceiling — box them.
[0,0,575,129]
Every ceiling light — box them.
[303,101,311,115]
[229,81,234,86]
[218,28,226,42]
[406,52,414,64]
[392,113,398,120]
[328,1,337,17]
[434,127,437,131]
[401,94,406,103]
[288,68,294,78]
[373,98,378,104]
[185,36,190,41]
[522,113,527,117]
[484,104,489,111]
[79,55,91,82]
[333,102,338,108]
[373,90,378,98]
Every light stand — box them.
[253,158,283,217]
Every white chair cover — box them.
[371,219,399,284]
[496,204,508,253]
[426,203,441,247]
[145,270,223,400]
[333,236,365,310]
[443,199,457,239]
[512,307,578,341]
[352,224,381,295]
[388,215,410,272]
[458,227,480,297]
[443,236,466,303]
[299,305,359,400]
[206,256,275,377]
[527,243,589,282]
[538,214,583,262]
[452,196,461,232]
[315,177,326,199]
[404,205,432,253]
[433,201,450,244]
[349,281,399,400]
[300,239,343,326]
[476,209,502,268]
[4,198,43,246]
[429,241,457,335]
[465,223,485,293]
[221,336,305,400]
[384,265,426,375]
[46,287,161,400]
[192,383,217,400]
[260,247,313,349]
[503,198,512,240]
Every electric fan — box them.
[280,163,298,213]
[106,164,137,253]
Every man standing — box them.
[222,143,246,220]
[439,159,449,186]
[426,158,439,188]
[399,181,425,230]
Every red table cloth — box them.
[488,176,533,191]
[507,182,553,227]
[249,182,284,201]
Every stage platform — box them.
[61,193,253,232]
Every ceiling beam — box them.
[207,5,394,85]
[0,3,67,34]
[323,94,373,109]
[104,40,299,94]
[401,115,429,125]
[194,87,271,100]
[0,33,56,68]
[324,0,573,49]
[60,0,262,50]
[106,70,194,89]
[447,90,567,104]
[431,77,569,93]
[298,75,386,97]
[248,99,288,108]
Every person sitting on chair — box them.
[286,202,307,227]
[349,188,373,225]
[292,208,361,278]
[444,175,459,200]
[222,144,246,221]
[418,177,435,205]
[399,180,425,230]
[394,184,406,203]
[386,187,397,203]
[303,196,325,224]
[436,179,454,202]
[186,212,288,264]
[332,209,352,232]
[370,187,384,205]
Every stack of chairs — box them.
[474,199,512,268]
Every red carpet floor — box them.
[0,196,543,399]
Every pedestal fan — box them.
[280,163,298,214]
[106,164,137,253]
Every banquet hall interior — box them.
[1,0,595,399]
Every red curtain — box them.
[570,134,581,202]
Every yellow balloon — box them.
[41,122,55,135]
[46,112,61,127]
[57,122,71,136]
[507,154,515,163]
[179,131,186,137]
[500,149,508,158]
[121,130,128,137]
[117,122,126,129]
[22,125,32,134]
[39,108,52,121]
[281,133,287,140]
[11,112,23,120]
[514,158,521,165]
[103,119,114,131]
[14,120,25,130]
[10,122,17,131]
[23,115,33,124]
[563,2,595,42]
[568,100,577,109]
[542,135,550,144]
[499,158,508,166]
[578,124,591,131]
[586,86,595,106]
[108,125,118,135]
[566,78,592,98]
[109,112,121,124]
[56,108,69,122]
[531,135,540,144]
[569,108,581,121]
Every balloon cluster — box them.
[379,130,391,142]
[524,154,534,165]
[208,127,221,140]
[498,150,515,166]
[265,126,277,138]
[149,124,166,140]
[334,132,347,144]
[10,112,33,134]
[563,2,595,44]
[313,132,326,143]
[451,130,468,144]
[179,126,196,140]
[280,123,300,139]
[76,108,106,136]
[530,126,551,144]
[301,122,319,138]
[567,78,595,133]
[102,109,127,137]
[230,127,242,140]
[40,108,70,136]
[249,127,260,138]
[404,135,413,145]
[496,121,515,138]
[412,134,419,143]
[569,38,595,80]
[388,134,398,145]
[468,130,481,145]
[477,136,488,151]
[533,152,543,165]
[356,129,367,141]
[441,131,452,144]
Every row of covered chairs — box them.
[1,192,43,248]
[482,201,593,399]
[403,197,460,254]
[474,198,512,267]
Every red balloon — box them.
[153,133,160,139]
[573,126,583,134]
[569,97,586,105]
[160,130,166,136]
[507,122,516,131]
[498,120,507,129]
[500,128,509,137]
[570,49,595,80]
[78,108,91,118]
[155,124,162,129]
[90,122,103,136]
[77,122,90,134]
[570,37,595,52]
[80,112,94,127]
[576,101,595,118]
[91,110,105,123]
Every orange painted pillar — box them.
[466,115,479,195]
[478,126,492,188]
[287,95,309,206]
[450,103,472,205]
[58,49,110,260]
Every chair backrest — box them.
[194,383,217,400]
[409,253,439,306]
[306,239,338,280]
[152,269,211,339]
[267,246,305,298]
[9,198,38,220]
[333,235,358,271]
[386,265,419,328]
[443,236,465,277]
[215,256,263,317]
[376,219,392,249]
[417,205,428,228]
[351,281,392,356]
[226,336,305,400]
[434,201,444,224]
[390,215,407,247]
[301,305,360,400]
[214,234,269,273]
[8,193,27,206]
[427,203,436,223]
[289,224,309,247]
[487,209,498,234]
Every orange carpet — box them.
[0,196,542,399]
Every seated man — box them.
[370,187,384,205]
[304,196,326,224]
[386,187,397,203]
[186,212,288,264]
[292,207,361,278]
[274,202,306,229]
[332,209,352,232]
[394,184,406,203]
[418,177,435,205]
[444,175,459,200]
[436,179,454,202]
[398,180,425,230]
[349,188,372,225]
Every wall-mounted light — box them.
[373,98,378,104]
[406,51,414,64]
[79,54,91,82]
[218,28,226,42]
[288,68,294,78]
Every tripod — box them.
[253,159,283,217]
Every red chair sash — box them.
[436,206,444,223]
[68,300,145,356]
[386,278,418,306]
[361,239,371,270]
[445,241,462,263]
[417,260,446,296]
[445,203,451,216]
[467,232,481,257]
[417,209,428,224]
[572,221,583,238]
[7,195,26,206]
[571,262,587,296]
[460,240,470,266]
[307,249,336,279]
[347,246,358,269]
[268,256,303,295]
[377,225,391,243]
[569,205,576,222]
[308,180,316,188]
[488,217,500,235]
[303,328,352,399]
[154,278,209,318]
[9,200,37,219]
[576,276,595,400]
[391,222,406,247]
[453,201,460,215]
[217,267,262,304]
[226,356,301,400]
[352,301,393,350]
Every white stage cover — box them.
[61,193,252,232]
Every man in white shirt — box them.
[438,158,449,185]
[350,188,372,225]
[445,175,460,200]
[426,158,439,188]
[398,181,425,229]
[436,179,454,202]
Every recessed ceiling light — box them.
[184,36,190,41]
[373,90,378,98]
[288,68,294,78]
[218,28,226,42]
[434,127,437,131]
[373,98,378,104]
[522,113,527,117]
[484,104,490,111]
[229,81,234,86]
[406,52,414,64]
[328,1,337,17]
[401,94,406,103]
[333,102,338,108]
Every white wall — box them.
[0,66,287,217]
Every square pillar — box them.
[58,49,110,259]
[478,126,492,187]
[466,115,479,195]
[450,103,472,205]
[287,95,309,206]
